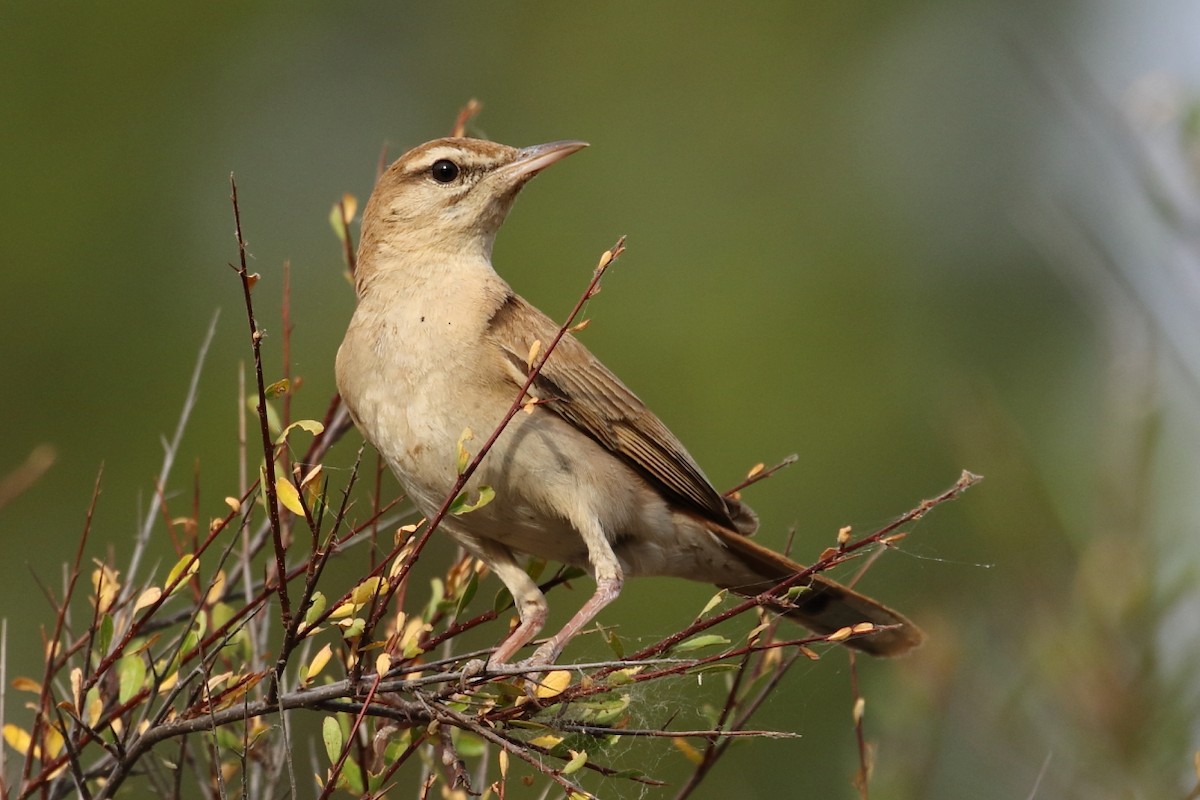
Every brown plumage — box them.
[336,136,923,665]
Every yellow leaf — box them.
[224,496,241,513]
[165,554,200,594]
[673,737,703,765]
[852,696,866,725]
[134,587,162,613]
[328,602,356,620]
[350,576,388,605]
[535,670,572,699]
[276,478,304,515]
[837,525,852,545]
[699,590,726,617]
[3,725,31,755]
[91,562,120,613]
[569,318,591,333]
[11,677,40,694]
[746,462,765,479]
[42,725,64,759]
[526,339,542,368]
[826,626,853,643]
[300,464,323,488]
[205,570,227,605]
[456,428,474,474]
[528,734,563,750]
[303,644,332,685]
[375,652,392,678]
[274,419,325,446]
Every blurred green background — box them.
[3,2,1199,797]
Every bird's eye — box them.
[430,159,460,183]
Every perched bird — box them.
[336,136,923,666]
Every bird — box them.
[335,135,924,667]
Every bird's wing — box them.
[486,293,748,530]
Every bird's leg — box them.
[477,542,549,667]
[524,516,624,667]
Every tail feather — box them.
[710,525,924,657]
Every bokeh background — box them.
[3,2,1199,797]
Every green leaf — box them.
[273,418,325,446]
[453,571,478,621]
[96,614,114,658]
[304,592,327,627]
[165,554,199,595]
[116,653,146,704]
[603,627,625,659]
[340,618,365,640]
[264,378,290,397]
[322,716,343,764]
[449,485,495,516]
[562,749,588,775]
[699,590,727,616]
[672,634,730,653]
[453,729,487,759]
[455,428,474,474]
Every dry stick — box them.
[228,175,294,695]
[358,238,627,645]
[723,453,799,497]
[23,469,102,788]
[427,701,597,798]
[126,311,220,595]
[849,652,870,800]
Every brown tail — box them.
[710,526,924,657]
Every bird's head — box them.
[355,137,587,289]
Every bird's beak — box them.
[501,140,589,182]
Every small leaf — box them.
[3,724,31,755]
[329,194,358,242]
[274,419,325,445]
[602,627,625,659]
[11,677,40,694]
[134,587,162,613]
[276,478,304,515]
[528,734,563,750]
[304,592,327,627]
[322,716,343,764]
[535,670,572,699]
[450,486,495,516]
[852,696,866,724]
[375,652,392,678]
[826,626,853,643]
[673,634,729,653]
[264,378,290,397]
[304,644,332,685]
[455,428,474,474]
[526,338,542,368]
[673,737,703,765]
[117,654,146,704]
[165,554,199,594]
[699,590,727,617]
[340,618,365,640]
[224,496,241,512]
[350,577,388,605]
[562,749,588,775]
[96,614,114,657]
